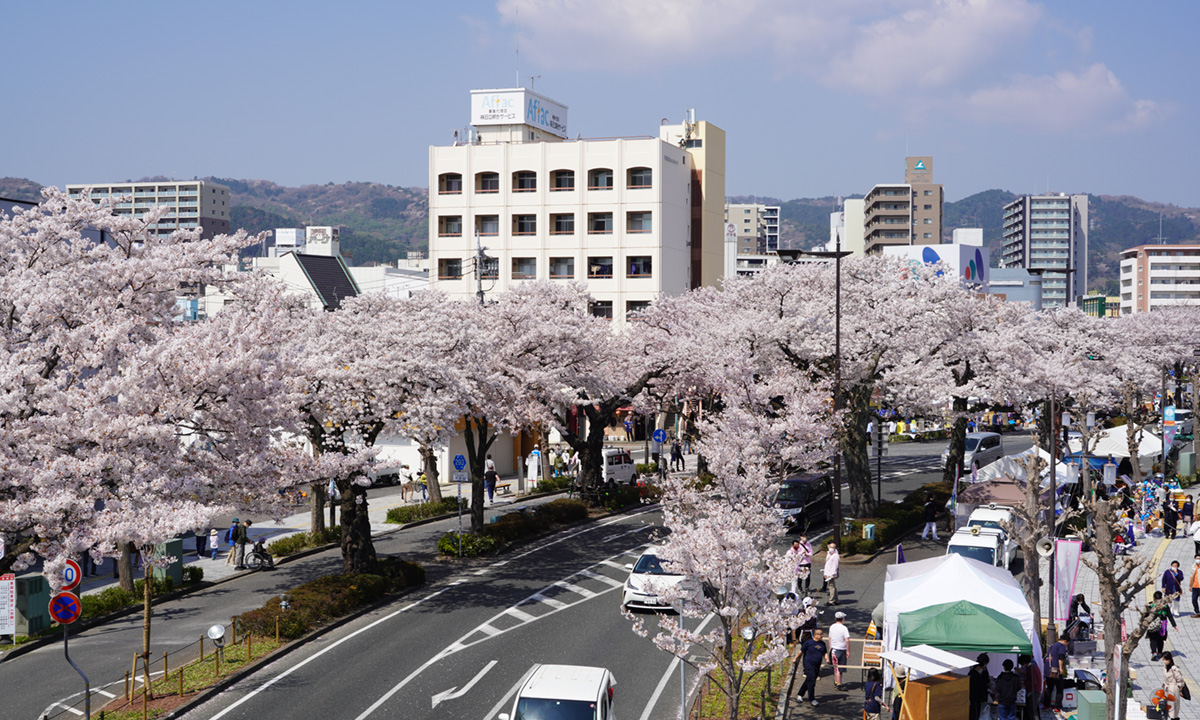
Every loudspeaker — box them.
[1037,538,1055,557]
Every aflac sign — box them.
[470,89,568,139]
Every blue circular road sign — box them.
[652,429,666,443]
[49,591,82,624]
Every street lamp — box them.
[796,233,853,550]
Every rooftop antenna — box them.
[514,5,520,87]
[527,75,540,92]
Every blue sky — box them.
[3,1,1196,206]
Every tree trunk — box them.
[1122,384,1144,485]
[310,482,326,536]
[942,399,970,486]
[338,476,376,574]
[421,444,443,504]
[118,542,135,592]
[463,416,497,534]
[141,546,153,698]
[842,383,877,517]
[1091,500,1125,720]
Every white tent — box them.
[883,554,1043,681]
[973,446,1075,486]
[1068,424,1161,460]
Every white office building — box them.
[66,179,231,238]
[1120,244,1200,314]
[1000,193,1088,308]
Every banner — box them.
[0,573,14,635]
[1053,539,1083,623]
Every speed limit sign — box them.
[62,559,82,592]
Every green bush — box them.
[386,498,466,524]
[80,586,136,618]
[183,565,204,584]
[234,573,397,640]
[374,556,426,588]
[636,462,659,475]
[444,499,591,556]
[267,525,341,557]
[535,498,589,524]
[438,531,501,557]
[856,539,879,555]
[531,475,572,493]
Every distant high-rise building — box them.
[1000,193,1088,308]
[1119,243,1200,314]
[724,202,780,254]
[66,180,231,239]
[862,156,944,254]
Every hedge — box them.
[233,560,424,640]
[438,498,589,557]
[386,497,467,524]
[839,480,952,556]
[267,525,341,558]
[78,569,204,622]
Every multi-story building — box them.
[428,89,724,327]
[66,180,232,238]
[724,202,780,254]
[862,157,944,254]
[1119,244,1200,314]
[1000,193,1088,308]
[1079,292,1122,318]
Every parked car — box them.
[941,432,1004,471]
[621,546,690,611]
[602,448,638,485]
[771,473,834,533]
[499,664,616,720]
[946,525,1016,571]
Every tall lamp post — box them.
[798,233,853,549]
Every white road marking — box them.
[94,688,116,698]
[532,592,568,609]
[52,702,84,716]
[207,582,462,720]
[637,613,718,720]
[504,607,536,622]
[579,569,625,587]
[600,559,629,571]
[431,659,498,709]
[553,580,596,598]
[477,624,502,637]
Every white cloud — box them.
[963,63,1160,133]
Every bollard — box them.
[163,651,169,678]
[124,671,130,701]
[275,615,280,644]
[199,636,204,660]
[179,668,184,698]
[231,618,237,645]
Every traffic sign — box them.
[452,472,468,483]
[48,591,82,625]
[652,429,666,443]
[453,454,467,471]
[62,559,82,592]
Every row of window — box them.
[437,211,652,237]
[438,168,653,194]
[438,255,653,281]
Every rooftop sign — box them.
[470,88,568,138]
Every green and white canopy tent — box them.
[898,599,1032,655]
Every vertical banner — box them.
[1053,539,1083,623]
[0,573,15,635]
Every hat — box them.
[802,597,814,607]
[209,529,218,536]
[232,518,239,523]
[834,611,846,619]
[894,666,908,679]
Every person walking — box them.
[823,541,840,605]
[1164,560,1185,615]
[995,659,1022,720]
[1183,495,1195,527]
[484,467,498,503]
[193,529,205,559]
[207,529,220,560]
[233,519,251,570]
[1149,590,1178,661]
[920,494,940,540]
[670,440,684,472]
[1162,651,1187,720]
[1017,654,1042,720]
[864,668,884,720]
[1190,556,1200,618]
[968,653,991,720]
[787,534,812,593]
[1164,499,1180,539]
[623,417,633,442]
[1044,637,1068,710]
[224,519,239,565]
[829,612,850,691]
[795,628,827,707]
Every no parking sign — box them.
[48,591,82,625]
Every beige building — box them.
[66,179,231,239]
[428,92,724,327]
[725,202,780,254]
[1120,244,1200,314]
[862,157,944,254]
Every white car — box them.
[602,448,638,485]
[499,664,616,720]
[946,526,1017,571]
[621,547,687,611]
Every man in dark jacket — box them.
[968,653,991,720]
[795,628,827,707]
[920,494,940,540]
[995,659,1022,720]
[233,519,252,570]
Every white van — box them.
[602,448,638,485]
[500,664,616,720]
[942,432,1004,470]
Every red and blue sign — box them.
[49,591,82,624]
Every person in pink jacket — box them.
[823,541,841,605]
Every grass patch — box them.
[695,634,789,720]
[385,498,466,524]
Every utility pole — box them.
[475,232,488,307]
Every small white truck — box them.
[947,507,1018,571]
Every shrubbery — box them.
[530,475,573,493]
[267,525,341,557]
[438,532,500,556]
[839,480,952,556]
[77,569,204,621]
[386,498,467,524]
[439,498,590,557]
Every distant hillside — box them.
[4,176,1197,292]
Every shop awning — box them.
[899,600,1032,654]
[880,644,976,676]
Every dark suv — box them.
[772,473,834,533]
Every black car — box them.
[772,473,834,533]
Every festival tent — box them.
[973,446,1075,486]
[898,600,1033,654]
[883,554,1042,681]
[1068,424,1162,460]
[951,479,1053,529]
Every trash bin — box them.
[15,573,50,635]
[153,538,184,586]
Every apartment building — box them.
[1119,244,1200,314]
[66,180,231,239]
[1000,193,1088,308]
[725,202,780,254]
[428,89,725,328]
[862,157,944,255]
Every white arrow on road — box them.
[431,660,498,709]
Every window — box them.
[589,212,613,234]
[627,167,652,188]
[684,139,702,148]
[552,213,575,234]
[438,173,463,194]
[476,215,499,236]
[480,257,499,279]
[923,233,933,239]
[923,218,932,224]
[590,300,613,319]
[476,172,499,193]
[923,204,932,210]
[549,257,575,279]
[438,216,462,236]
[588,168,614,190]
[551,170,575,191]
[626,300,651,319]
[924,190,933,196]
[627,256,653,277]
[513,171,537,192]
[627,212,652,233]
[511,257,537,279]
[438,258,463,279]
[513,214,537,235]
[588,256,614,278]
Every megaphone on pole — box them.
[1036,538,1054,558]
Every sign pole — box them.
[64,621,91,719]
[457,480,463,558]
